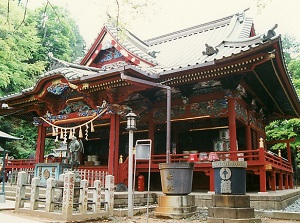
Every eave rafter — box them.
[159,54,267,87]
[270,56,300,117]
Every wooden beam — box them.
[266,138,296,144]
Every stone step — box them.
[154,206,198,220]
[212,194,250,208]
[209,207,255,219]
[207,217,261,223]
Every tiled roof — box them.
[143,10,254,70]
[0,10,271,100]
[40,67,98,81]
[1,64,100,100]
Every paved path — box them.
[0,200,46,223]
[0,211,43,223]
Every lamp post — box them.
[126,112,137,218]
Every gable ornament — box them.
[262,24,278,42]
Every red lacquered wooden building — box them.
[1,9,300,192]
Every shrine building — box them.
[1,9,299,192]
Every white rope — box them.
[39,107,108,131]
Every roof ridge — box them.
[145,8,250,46]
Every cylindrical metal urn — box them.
[159,162,194,195]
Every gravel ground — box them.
[2,198,300,222]
[283,198,300,212]
[2,208,300,223]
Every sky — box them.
[27,0,300,47]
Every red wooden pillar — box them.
[35,124,46,163]
[228,97,237,160]
[245,124,251,151]
[287,142,292,164]
[289,173,294,189]
[108,114,120,178]
[205,169,215,192]
[278,173,283,190]
[259,166,267,192]
[270,172,276,191]
[258,144,267,192]
[284,174,289,189]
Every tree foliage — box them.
[282,35,300,64]
[0,2,85,158]
[26,4,85,63]
[0,1,45,97]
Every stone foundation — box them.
[207,194,261,223]
[154,195,197,219]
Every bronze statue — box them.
[68,136,84,171]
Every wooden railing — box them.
[135,148,293,173]
[4,148,293,186]
[264,150,291,171]
[77,169,108,187]
[6,159,36,169]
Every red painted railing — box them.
[4,148,293,186]
[6,159,36,169]
[135,149,293,173]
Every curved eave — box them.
[0,67,98,103]
[217,37,300,118]
[272,38,300,117]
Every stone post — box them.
[30,177,40,210]
[105,175,114,215]
[15,171,27,211]
[79,179,88,214]
[93,180,102,212]
[45,177,55,212]
[62,171,75,221]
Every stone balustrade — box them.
[15,171,114,222]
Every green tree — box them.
[282,35,300,64]
[26,4,85,64]
[0,2,85,158]
[0,1,45,96]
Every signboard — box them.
[135,139,151,160]
[136,144,151,160]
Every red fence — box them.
[4,148,293,186]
